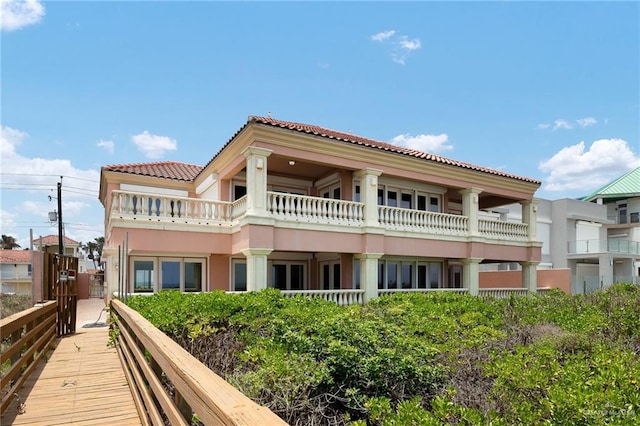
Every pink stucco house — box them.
[99,116,544,303]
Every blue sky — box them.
[1,0,639,248]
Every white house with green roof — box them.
[577,167,640,289]
[482,167,640,293]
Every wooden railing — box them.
[378,207,469,236]
[1,301,57,415]
[267,192,364,224]
[110,299,286,426]
[281,289,365,306]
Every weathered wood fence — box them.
[110,299,287,425]
[0,301,57,415]
[42,252,78,336]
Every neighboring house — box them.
[580,167,640,288]
[32,235,81,258]
[99,116,546,301]
[480,168,640,294]
[0,249,33,295]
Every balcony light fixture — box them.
[289,160,296,166]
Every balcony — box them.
[109,190,530,243]
[568,239,640,255]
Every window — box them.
[132,257,205,292]
[618,203,628,224]
[320,261,341,290]
[269,262,306,290]
[161,260,180,290]
[184,261,203,292]
[232,260,247,291]
[134,260,154,292]
[354,185,361,202]
[377,185,441,213]
[233,184,247,201]
[321,184,341,200]
[379,259,443,289]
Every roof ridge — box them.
[249,116,540,185]
[582,166,640,201]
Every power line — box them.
[0,173,99,183]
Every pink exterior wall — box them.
[479,268,571,293]
[110,228,232,254]
[77,273,90,299]
[210,254,230,291]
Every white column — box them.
[598,254,614,288]
[242,248,273,292]
[459,188,483,237]
[521,261,539,293]
[242,147,273,217]
[462,258,482,295]
[521,199,538,241]
[356,253,383,302]
[354,168,383,227]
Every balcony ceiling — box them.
[268,155,338,180]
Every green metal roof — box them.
[583,167,640,201]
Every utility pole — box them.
[57,179,63,255]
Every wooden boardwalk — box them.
[1,316,141,425]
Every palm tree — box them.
[1,234,21,249]
[80,237,104,270]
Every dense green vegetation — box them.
[127,284,640,425]
[0,293,33,318]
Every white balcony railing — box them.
[377,287,469,296]
[478,219,528,241]
[110,190,533,243]
[378,207,468,236]
[479,288,530,299]
[280,289,365,306]
[267,192,364,225]
[111,191,233,223]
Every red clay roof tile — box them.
[102,161,203,181]
[32,235,80,245]
[0,249,32,263]
[248,116,541,184]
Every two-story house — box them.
[99,116,544,302]
[0,249,33,295]
[581,167,640,287]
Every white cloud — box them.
[391,133,452,153]
[398,36,421,51]
[97,139,114,155]
[131,131,177,159]
[1,125,28,156]
[371,30,396,42]
[539,138,640,192]
[537,123,551,129]
[552,119,573,130]
[1,0,45,31]
[371,30,421,65]
[576,117,597,128]
[0,209,18,230]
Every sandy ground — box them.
[76,298,109,329]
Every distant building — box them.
[480,168,640,293]
[0,249,33,295]
[32,235,80,258]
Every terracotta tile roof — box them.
[32,235,79,245]
[102,161,203,181]
[0,249,32,263]
[247,116,541,184]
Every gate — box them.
[42,252,78,336]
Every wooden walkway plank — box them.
[1,325,141,425]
